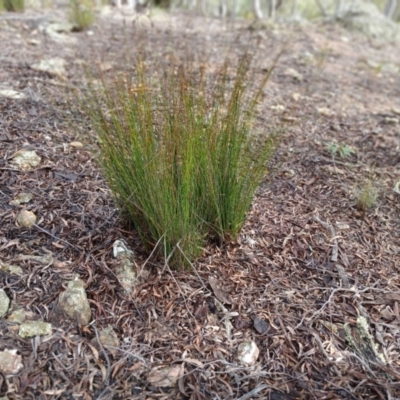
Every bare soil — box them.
[1,6,400,399]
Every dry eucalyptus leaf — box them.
[208,277,232,305]
[16,210,36,228]
[147,365,181,387]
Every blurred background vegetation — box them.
[1,0,399,23]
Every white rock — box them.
[69,141,84,148]
[113,239,134,259]
[31,58,66,78]
[0,90,25,99]
[59,277,91,325]
[16,210,37,228]
[0,349,23,375]
[10,150,41,171]
[237,340,259,366]
[113,240,137,293]
[9,192,33,206]
[285,68,303,81]
[0,290,10,318]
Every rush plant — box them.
[81,51,278,268]
[69,0,95,31]
[3,0,24,12]
[356,179,379,211]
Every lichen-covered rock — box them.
[0,261,24,276]
[92,325,120,356]
[340,2,400,42]
[19,321,52,338]
[58,276,91,325]
[7,309,26,324]
[113,240,137,293]
[0,290,10,318]
[16,210,37,228]
[0,349,23,375]
[10,150,41,171]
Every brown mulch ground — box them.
[1,5,400,399]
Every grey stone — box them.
[0,290,10,318]
[340,2,400,42]
[19,321,52,338]
[58,276,91,325]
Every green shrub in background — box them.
[3,0,25,12]
[69,0,95,31]
[81,52,278,269]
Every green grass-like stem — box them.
[80,51,278,268]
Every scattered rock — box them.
[380,63,399,74]
[0,261,24,276]
[113,239,135,259]
[317,107,335,117]
[10,149,41,171]
[27,38,40,45]
[237,340,259,365]
[285,68,303,82]
[340,1,400,43]
[253,317,270,334]
[19,321,52,338]
[292,92,301,101]
[0,290,10,318]
[43,22,77,44]
[299,51,314,65]
[147,364,182,387]
[335,221,350,230]
[31,58,67,78]
[283,169,295,178]
[393,181,400,194]
[58,276,91,325]
[113,240,137,293]
[270,104,285,112]
[383,117,398,125]
[7,309,26,324]
[46,22,76,33]
[0,349,23,375]
[69,141,84,149]
[94,325,120,355]
[99,62,113,72]
[9,192,33,206]
[0,89,25,99]
[16,210,37,228]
